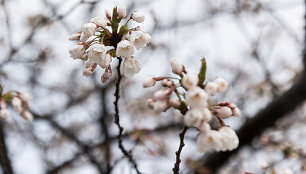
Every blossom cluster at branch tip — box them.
[0,88,33,121]
[143,58,241,153]
[69,6,151,82]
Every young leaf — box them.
[198,58,207,86]
[118,24,129,37]
[111,7,119,34]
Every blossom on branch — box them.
[69,6,151,82]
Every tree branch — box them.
[0,122,14,174]
[173,126,189,174]
[113,57,142,174]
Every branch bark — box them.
[113,57,142,174]
[173,126,189,174]
[0,122,14,174]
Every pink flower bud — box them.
[12,97,22,113]
[143,75,156,88]
[161,79,174,87]
[168,98,180,108]
[21,110,33,122]
[232,108,241,116]
[153,89,170,100]
[183,74,199,90]
[216,106,232,119]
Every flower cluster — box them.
[69,6,151,82]
[143,58,240,153]
[0,85,33,121]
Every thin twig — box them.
[172,126,189,174]
[113,57,142,174]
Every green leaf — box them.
[2,91,12,102]
[111,7,119,34]
[108,49,116,57]
[118,24,129,37]
[198,58,207,86]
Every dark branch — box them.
[0,122,14,174]
[173,126,189,174]
[113,57,142,174]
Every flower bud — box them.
[170,58,184,75]
[88,44,107,65]
[105,9,112,20]
[90,17,108,27]
[69,45,86,60]
[21,110,33,121]
[143,75,156,88]
[83,68,94,77]
[153,100,169,113]
[131,31,151,50]
[182,74,199,89]
[69,32,81,41]
[19,92,31,104]
[232,108,241,116]
[0,109,9,119]
[215,106,232,119]
[198,122,211,134]
[168,98,180,108]
[161,79,174,87]
[81,23,96,39]
[123,57,141,77]
[117,7,127,18]
[204,82,218,96]
[214,77,228,93]
[131,11,145,23]
[12,97,22,113]
[153,89,170,100]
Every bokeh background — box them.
[0,0,305,173]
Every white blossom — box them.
[170,58,184,76]
[123,57,141,77]
[90,17,108,27]
[21,110,33,122]
[153,89,170,100]
[69,45,86,60]
[218,126,239,151]
[204,82,218,96]
[131,31,151,50]
[83,68,94,77]
[216,106,232,119]
[143,75,156,88]
[69,32,81,41]
[101,68,112,83]
[88,44,106,65]
[184,108,211,127]
[0,109,9,119]
[182,74,199,89]
[214,77,228,93]
[85,60,95,68]
[117,7,127,18]
[197,130,223,153]
[198,122,211,134]
[116,40,134,58]
[81,23,96,41]
[186,87,208,108]
[131,11,145,23]
[12,97,22,112]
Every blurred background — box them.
[0,0,305,173]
